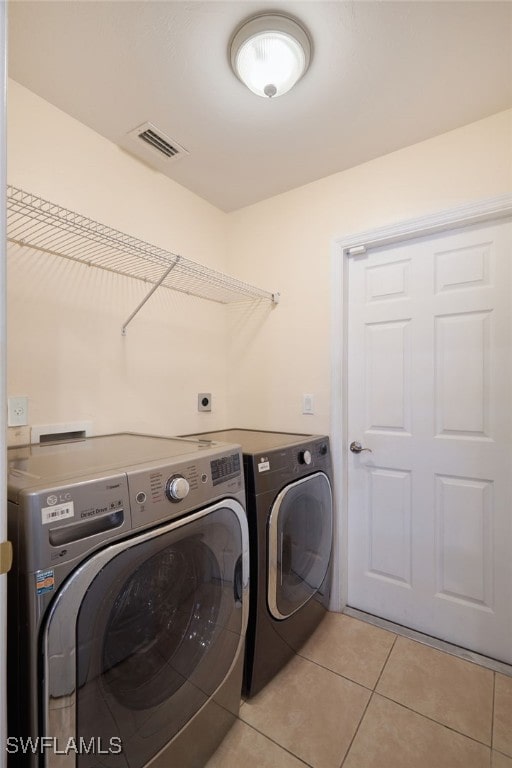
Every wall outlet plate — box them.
[198,393,212,412]
[8,396,28,426]
[302,393,314,415]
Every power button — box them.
[136,491,147,505]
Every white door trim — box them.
[329,193,512,613]
[1,2,8,765]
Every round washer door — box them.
[42,499,248,768]
[267,472,333,620]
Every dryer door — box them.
[41,499,248,768]
[268,472,333,620]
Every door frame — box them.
[1,4,8,765]
[329,193,512,613]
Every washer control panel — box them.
[210,452,241,486]
[165,475,191,502]
[7,435,245,572]
[128,449,244,528]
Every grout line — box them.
[374,690,493,750]
[343,607,512,678]
[235,713,313,766]
[294,651,375,694]
[339,690,375,767]
[373,633,398,691]
[363,621,495,750]
[339,634,400,766]
[295,626,399,694]
[491,671,496,751]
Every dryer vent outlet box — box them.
[198,393,212,412]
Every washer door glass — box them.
[268,472,332,620]
[43,503,246,768]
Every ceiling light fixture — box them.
[230,13,312,99]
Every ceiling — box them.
[7,1,512,212]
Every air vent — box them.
[126,122,188,163]
[139,127,179,158]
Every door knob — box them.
[349,441,372,454]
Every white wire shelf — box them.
[6,185,279,333]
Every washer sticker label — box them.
[36,569,55,595]
[41,501,75,525]
[258,459,270,473]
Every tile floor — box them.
[205,612,512,768]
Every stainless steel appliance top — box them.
[191,429,314,455]
[7,432,245,574]
[7,432,221,498]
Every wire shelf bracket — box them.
[6,185,279,333]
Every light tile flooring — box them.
[206,612,512,768]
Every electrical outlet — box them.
[198,393,212,412]
[302,393,314,415]
[8,396,29,427]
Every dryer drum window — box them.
[44,506,244,768]
[267,472,333,620]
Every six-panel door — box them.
[347,220,512,663]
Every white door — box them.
[347,219,512,663]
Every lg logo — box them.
[46,493,72,505]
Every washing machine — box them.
[7,432,249,767]
[188,429,333,698]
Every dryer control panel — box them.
[250,438,332,495]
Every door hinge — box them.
[0,541,13,575]
[346,245,367,257]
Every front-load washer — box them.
[188,429,333,698]
[7,432,248,767]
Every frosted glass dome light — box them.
[230,14,312,99]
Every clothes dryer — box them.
[7,433,248,767]
[189,430,333,697]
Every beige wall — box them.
[7,80,231,439]
[6,79,512,441]
[226,109,512,435]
